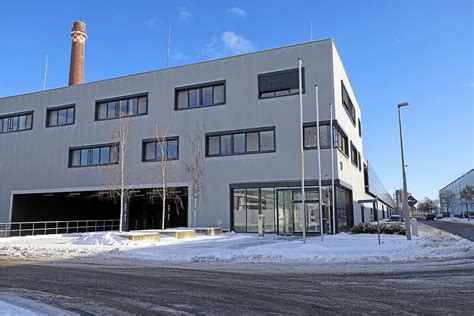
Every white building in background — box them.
[439,169,474,216]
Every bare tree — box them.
[460,185,474,221]
[148,122,181,230]
[439,190,456,217]
[103,119,136,232]
[417,197,435,214]
[184,127,205,227]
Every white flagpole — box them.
[298,58,306,244]
[330,103,336,235]
[43,54,48,91]
[316,85,323,241]
[166,27,171,67]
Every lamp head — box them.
[398,102,409,108]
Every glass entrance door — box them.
[277,190,293,235]
[277,189,323,235]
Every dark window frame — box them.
[141,136,180,162]
[206,126,276,157]
[358,118,362,137]
[303,120,338,150]
[174,80,226,111]
[46,104,75,128]
[258,68,305,100]
[68,142,119,168]
[341,81,356,125]
[95,92,148,121]
[0,110,34,134]
[350,141,359,168]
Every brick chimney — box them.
[68,21,87,86]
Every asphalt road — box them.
[0,258,473,315]
[423,220,474,241]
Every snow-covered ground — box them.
[0,224,471,264]
[439,217,474,226]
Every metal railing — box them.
[0,219,139,238]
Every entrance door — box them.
[306,202,320,233]
[277,190,293,235]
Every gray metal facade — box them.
[0,39,391,229]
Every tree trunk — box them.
[193,191,197,228]
[162,187,166,230]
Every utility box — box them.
[410,218,418,237]
[258,214,265,237]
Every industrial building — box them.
[0,21,396,234]
[439,169,474,216]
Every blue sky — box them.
[1,0,473,201]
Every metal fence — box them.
[0,219,139,238]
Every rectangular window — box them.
[334,127,349,156]
[232,188,276,233]
[258,68,304,99]
[358,118,362,137]
[142,137,179,162]
[351,142,359,167]
[69,143,119,167]
[341,81,356,124]
[303,124,334,149]
[0,111,33,134]
[175,81,226,110]
[206,127,275,157]
[95,94,148,121]
[46,105,75,127]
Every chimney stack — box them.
[68,21,87,86]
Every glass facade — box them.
[232,185,348,235]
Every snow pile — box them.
[439,217,474,226]
[71,232,135,246]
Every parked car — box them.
[436,213,443,219]
[389,215,402,222]
[425,214,435,220]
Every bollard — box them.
[258,214,265,237]
[410,218,418,237]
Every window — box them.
[175,81,225,110]
[96,94,147,120]
[258,68,304,99]
[232,188,276,233]
[303,124,332,149]
[142,137,179,162]
[334,127,349,156]
[341,81,356,124]
[358,152,362,171]
[47,105,75,127]
[358,118,362,137]
[0,111,33,134]
[351,142,359,168]
[206,127,275,157]
[69,143,119,167]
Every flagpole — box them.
[298,58,306,244]
[316,85,324,241]
[330,103,336,235]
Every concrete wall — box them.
[1,40,350,229]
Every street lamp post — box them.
[398,102,412,241]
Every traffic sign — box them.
[407,195,417,207]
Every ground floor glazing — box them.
[231,184,353,235]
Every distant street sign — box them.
[407,195,418,207]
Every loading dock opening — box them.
[11,187,188,230]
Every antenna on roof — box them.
[310,21,313,40]
[166,27,171,67]
[43,54,48,91]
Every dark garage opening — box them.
[11,187,188,230]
